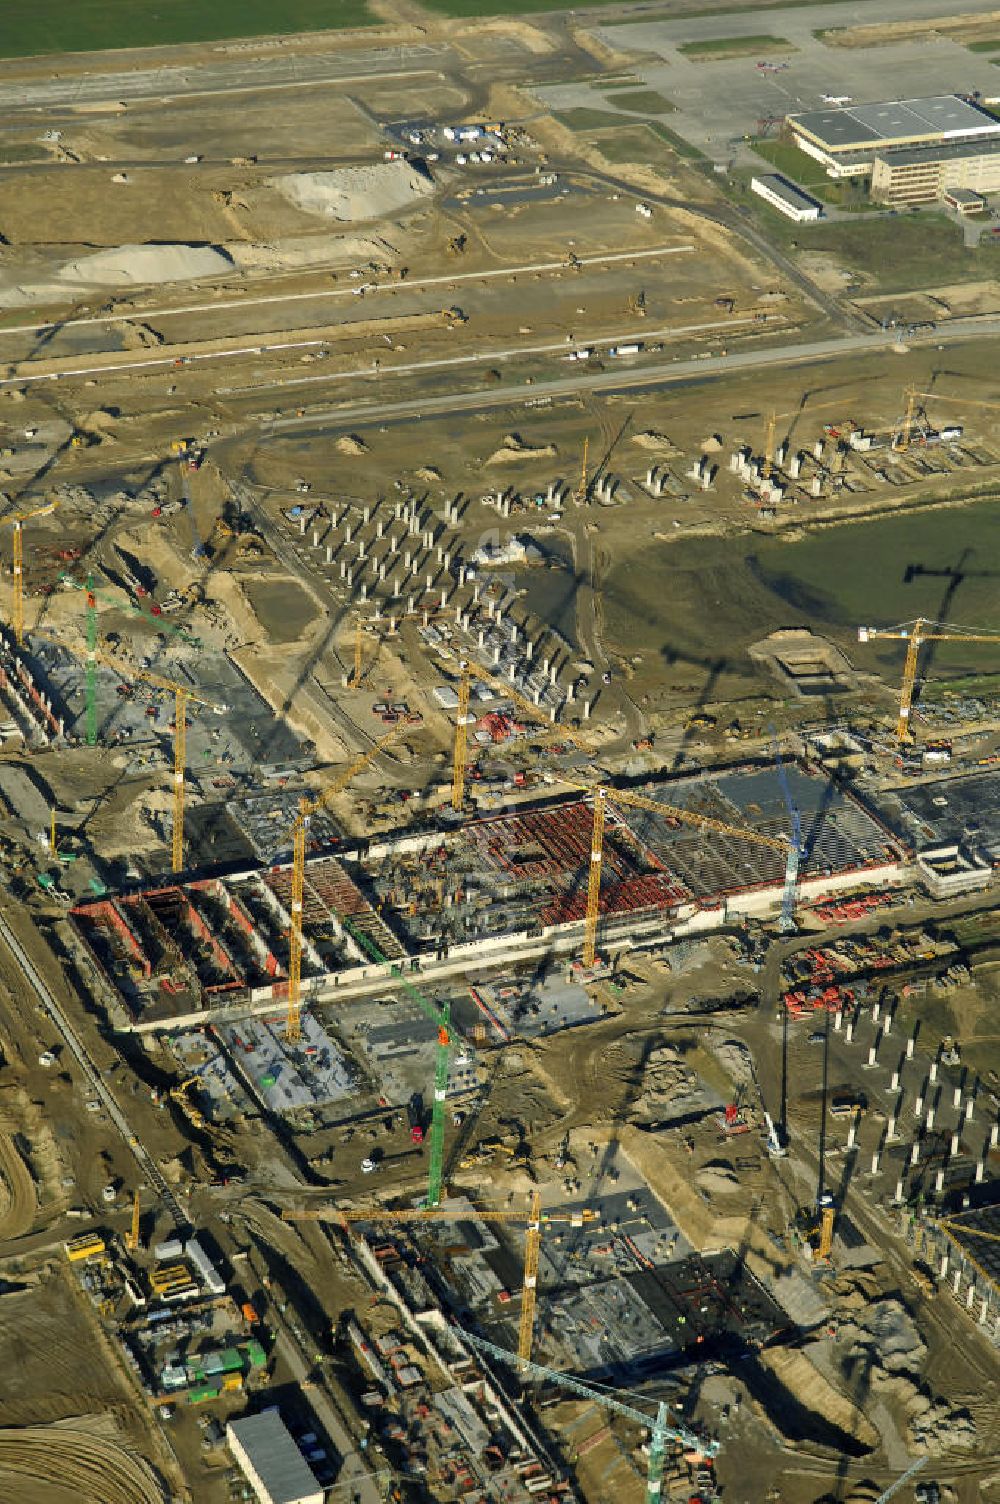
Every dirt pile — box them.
[58,243,233,286]
[486,433,558,465]
[273,160,435,221]
[336,433,368,455]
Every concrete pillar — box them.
[346,568,353,587]
[312,529,319,547]
[967,1283,977,1311]
[845,1019,854,1044]
[377,519,384,539]
[488,600,495,620]
[926,1105,935,1131]
[954,1085,962,1109]
[394,502,402,520]
[373,605,381,622]
[915,1094,924,1119]
[388,615,397,634]
[891,1068,900,1091]
[550,706,557,724]
[493,646,501,666]
[930,1059,938,1084]
[866,1043,878,1068]
[940,1252,949,1279]
[363,505,370,524]
[907,1034,915,1060]
[440,589,448,609]
[911,1141,920,1166]
[935,1168,945,1195]
[379,563,386,582]
[526,640,534,661]
[981,1296,990,1324]
[583,699,591,721]
[403,550,411,569]
[425,572,433,590]
[992,1121,999,1148]
[508,665,516,684]
[884,1009,892,1036]
[872,1001,881,1026]
[299,516,306,536]
[871,1148,880,1175]
[887,1114,897,1140]
[340,561,346,580]
[326,544,333,564]
[459,565,467,587]
[954,1269,962,1295]
[478,631,486,649]
[951,1132,960,1157]
[392,578,400,599]
[360,582,368,601]
[834,1011,843,1032]
[345,524,353,545]
[533,688,542,706]
[473,583,480,605]
[966,1097,975,1123]
[895,1176,904,1202]
[976,1158,984,1184]
[549,663,558,686]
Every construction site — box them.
[2,1,1000,1503]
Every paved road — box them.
[0,908,188,1229]
[261,320,998,435]
[0,43,452,110]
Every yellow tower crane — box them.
[451,660,592,813]
[558,778,788,969]
[34,631,226,872]
[286,723,410,1042]
[894,386,1000,452]
[1,499,60,646]
[281,1194,591,1364]
[858,619,1000,743]
[576,436,589,504]
[761,411,777,488]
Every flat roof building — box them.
[750,173,823,222]
[870,135,1000,204]
[226,1412,323,1504]
[789,95,1000,161]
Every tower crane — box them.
[894,385,1000,452]
[1,499,60,646]
[556,777,787,969]
[127,1189,141,1252]
[282,1193,590,1364]
[761,410,777,492]
[858,618,1000,743]
[459,1326,718,1500]
[451,659,592,812]
[771,736,802,933]
[34,628,227,870]
[285,724,410,1042]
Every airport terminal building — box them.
[787,94,1000,204]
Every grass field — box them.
[555,109,706,162]
[964,37,1000,52]
[748,139,876,209]
[677,33,794,58]
[602,87,676,114]
[0,0,374,58]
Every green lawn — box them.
[0,0,374,58]
[964,37,1000,52]
[749,138,875,208]
[555,110,705,162]
[677,33,794,58]
[602,87,676,114]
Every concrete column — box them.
[926,1105,935,1131]
[907,1034,915,1060]
[953,1085,962,1109]
[910,1141,920,1166]
[403,550,411,569]
[950,1132,960,1158]
[976,1158,984,1184]
[845,1019,854,1044]
[473,583,480,605]
[425,572,433,590]
[363,505,370,524]
[834,1011,843,1032]
[508,665,517,684]
[550,706,557,723]
[872,1001,881,1026]
[954,1268,962,1295]
[440,590,448,609]
[326,544,333,564]
[935,1167,945,1195]
[894,1176,904,1202]
[388,615,397,634]
[377,519,384,539]
[345,524,353,545]
[887,1114,897,1140]
[915,1093,924,1118]
[533,688,542,706]
[339,561,346,580]
[459,565,467,587]
[392,578,400,599]
[360,582,368,601]
[981,1297,990,1324]
[966,1097,975,1123]
[992,1121,999,1148]
[930,1059,938,1084]
[871,1148,880,1175]
[299,516,306,536]
[549,664,558,686]
[884,1008,893,1036]
[526,640,534,662]
[891,1068,900,1091]
[379,563,386,582]
[373,605,381,622]
[866,1043,878,1068]
[312,529,319,547]
[493,646,501,666]
[478,631,486,649]
[346,568,353,587]
[940,1252,949,1279]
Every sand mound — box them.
[335,433,368,456]
[273,161,435,222]
[415,465,441,481]
[486,433,558,465]
[59,243,233,286]
[632,429,675,450]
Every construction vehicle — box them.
[460,1327,717,1502]
[858,618,1000,744]
[169,1076,207,1131]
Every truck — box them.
[608,342,643,358]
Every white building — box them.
[751,173,823,222]
[226,1412,323,1504]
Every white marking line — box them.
[0,244,695,339]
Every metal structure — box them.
[459,1327,718,1501]
[451,665,471,811]
[428,1006,452,1209]
[761,410,777,490]
[576,435,589,504]
[285,724,408,1041]
[858,619,1000,743]
[127,1190,141,1252]
[518,1191,542,1368]
[894,386,1000,452]
[1,500,59,647]
[569,779,787,969]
